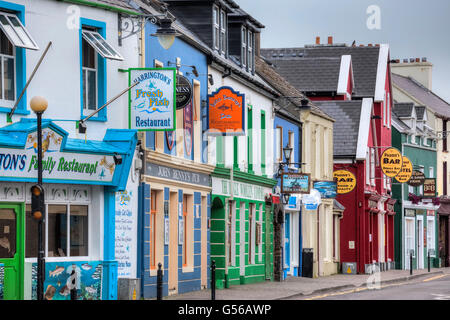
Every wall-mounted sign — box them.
[207,86,245,135]
[423,178,436,197]
[146,162,211,187]
[184,102,193,156]
[281,173,310,194]
[0,128,116,183]
[129,68,176,131]
[313,181,337,198]
[302,189,322,210]
[408,170,425,187]
[395,156,413,183]
[176,74,192,110]
[166,130,175,151]
[333,170,356,194]
[380,147,403,178]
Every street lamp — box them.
[282,193,290,205]
[283,144,293,164]
[30,95,48,301]
[151,18,181,50]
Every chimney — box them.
[368,44,373,47]
[316,36,320,45]
[255,32,261,57]
[392,56,434,90]
[328,36,333,45]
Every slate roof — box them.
[84,0,138,11]
[255,56,334,122]
[313,100,363,157]
[261,45,380,98]
[393,102,415,118]
[391,109,411,132]
[264,57,342,93]
[392,73,450,119]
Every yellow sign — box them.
[395,156,413,183]
[381,147,403,178]
[333,170,356,194]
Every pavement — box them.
[163,267,450,300]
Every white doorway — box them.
[417,216,424,269]
[405,217,415,270]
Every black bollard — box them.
[410,252,413,276]
[211,260,216,301]
[157,263,163,300]
[428,251,431,272]
[70,269,77,300]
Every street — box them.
[297,274,450,300]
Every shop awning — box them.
[0,118,137,191]
[438,196,450,216]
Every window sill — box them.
[182,266,194,273]
[81,115,107,122]
[0,106,30,116]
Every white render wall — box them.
[0,0,140,140]
[208,66,274,177]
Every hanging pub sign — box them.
[128,68,176,131]
[313,181,337,198]
[408,170,426,187]
[423,178,436,197]
[395,156,413,183]
[184,101,193,157]
[281,173,310,194]
[333,170,356,194]
[207,86,245,136]
[380,147,403,178]
[176,74,193,110]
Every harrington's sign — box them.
[129,68,176,131]
[381,147,403,178]
[0,128,116,182]
[207,86,245,135]
[333,170,356,194]
[395,156,413,183]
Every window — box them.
[0,29,15,107]
[150,190,157,269]
[261,112,266,173]
[220,10,226,55]
[241,27,247,68]
[247,30,253,71]
[213,6,220,50]
[227,201,235,266]
[366,150,370,185]
[387,92,390,128]
[183,194,188,267]
[370,148,375,186]
[82,35,97,112]
[213,6,226,55]
[81,30,123,61]
[26,204,88,258]
[248,203,255,264]
[429,167,434,179]
[443,120,447,152]
[288,130,295,168]
[0,12,38,50]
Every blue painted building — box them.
[138,14,215,298]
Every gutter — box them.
[58,0,140,15]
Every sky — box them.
[237,0,450,102]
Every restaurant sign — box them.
[281,173,310,194]
[129,68,176,131]
[408,170,425,187]
[0,128,116,183]
[207,86,245,135]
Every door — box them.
[264,204,272,280]
[405,218,415,270]
[284,212,290,276]
[0,204,24,300]
[439,216,449,267]
[417,217,424,269]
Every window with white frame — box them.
[275,126,282,162]
[405,216,415,262]
[241,26,247,68]
[289,130,295,168]
[370,147,375,186]
[213,6,220,50]
[387,92,391,128]
[247,29,253,72]
[366,150,370,185]
[220,10,226,55]
[0,11,38,108]
[429,167,434,178]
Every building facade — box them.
[0,0,141,300]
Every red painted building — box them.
[262,40,396,273]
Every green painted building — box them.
[392,103,440,270]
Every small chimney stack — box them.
[403,59,408,63]
[422,57,427,62]
[415,58,420,63]
[328,36,333,45]
[316,36,320,45]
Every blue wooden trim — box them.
[79,17,107,122]
[0,1,26,115]
[102,186,117,300]
[298,208,303,276]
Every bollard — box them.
[157,263,163,300]
[70,269,77,300]
[410,252,413,276]
[428,251,431,273]
[211,260,216,301]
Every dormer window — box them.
[247,30,253,71]
[213,5,227,55]
[241,27,246,68]
[241,26,254,72]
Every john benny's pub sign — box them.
[129,68,176,131]
[0,128,116,183]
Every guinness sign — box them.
[176,75,192,110]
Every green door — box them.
[0,203,24,300]
[265,204,273,280]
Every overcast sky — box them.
[237,0,450,102]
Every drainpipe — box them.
[317,204,320,277]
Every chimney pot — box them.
[403,59,408,63]
[410,58,415,63]
[422,57,427,62]
[396,59,400,63]
[359,44,365,47]
[416,58,420,63]
[375,44,380,47]
[368,43,373,47]
[328,36,333,45]
[316,36,320,45]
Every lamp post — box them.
[30,96,48,301]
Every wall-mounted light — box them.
[114,154,123,165]
[208,74,214,86]
[151,18,181,50]
[282,193,290,205]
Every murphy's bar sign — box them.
[207,86,245,135]
[129,68,176,131]
[333,170,356,194]
[381,147,403,178]
[395,156,413,183]
[0,128,116,183]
